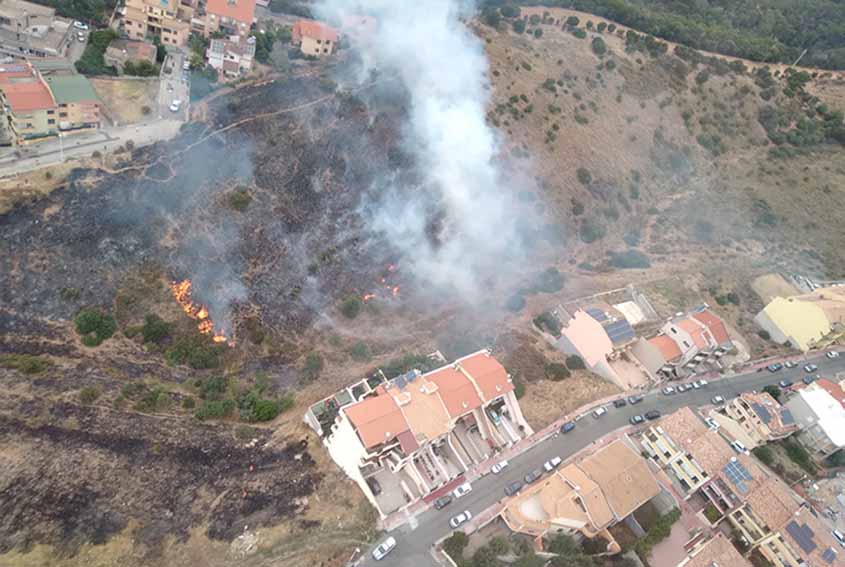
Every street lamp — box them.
[58,131,64,164]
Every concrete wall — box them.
[324,414,382,515]
[631,337,665,380]
[754,310,791,347]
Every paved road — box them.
[159,51,190,121]
[360,353,845,567]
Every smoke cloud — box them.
[318,0,533,300]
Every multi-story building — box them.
[292,20,339,57]
[206,35,255,78]
[785,381,845,458]
[42,74,100,131]
[0,0,71,59]
[712,391,797,448]
[0,61,57,142]
[123,0,194,46]
[204,0,256,40]
[755,286,845,352]
[677,533,752,567]
[308,350,533,517]
[502,439,662,553]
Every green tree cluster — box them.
[75,29,118,76]
[75,307,117,346]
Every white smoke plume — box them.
[317,0,531,299]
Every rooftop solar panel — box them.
[586,307,608,322]
[723,459,754,493]
[822,547,837,564]
[406,370,418,382]
[781,409,795,425]
[604,319,635,344]
[786,521,818,554]
[751,402,773,424]
[394,375,407,390]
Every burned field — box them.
[0,73,429,560]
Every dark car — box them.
[767,363,784,372]
[613,399,628,408]
[645,410,661,420]
[367,477,382,496]
[779,379,794,388]
[803,375,817,385]
[524,469,543,484]
[630,415,645,425]
[504,480,524,496]
[627,395,644,405]
[560,421,576,434]
[433,495,453,510]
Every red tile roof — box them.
[816,379,845,409]
[677,318,709,349]
[344,394,410,450]
[458,351,514,401]
[0,63,55,112]
[293,20,339,43]
[649,335,682,362]
[692,309,731,345]
[426,365,482,419]
[206,0,256,24]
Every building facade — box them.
[0,0,71,59]
[43,74,100,131]
[104,39,157,74]
[204,0,256,39]
[292,20,338,57]
[0,61,56,142]
[206,35,255,78]
[123,0,193,46]
[785,384,845,458]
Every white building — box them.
[206,35,255,79]
[785,384,845,457]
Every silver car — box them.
[372,536,396,561]
[449,510,472,528]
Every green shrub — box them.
[782,438,817,475]
[182,396,196,409]
[75,308,116,347]
[443,531,469,561]
[572,28,587,39]
[763,384,781,401]
[512,19,526,34]
[703,503,721,523]
[534,312,562,337]
[576,167,592,185]
[79,386,101,405]
[753,445,774,466]
[195,375,229,400]
[579,218,606,243]
[545,362,571,381]
[228,188,252,211]
[195,399,236,420]
[634,509,681,561]
[349,341,371,362]
[505,293,526,312]
[533,267,564,293]
[0,354,51,374]
[533,28,543,38]
[302,352,324,381]
[340,295,362,319]
[609,249,651,269]
[591,37,607,56]
[141,314,171,344]
[134,386,168,412]
[565,355,586,370]
[166,335,223,369]
[565,16,579,28]
[75,29,118,75]
[571,199,585,215]
[513,376,526,399]
[758,329,772,341]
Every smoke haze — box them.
[318,0,533,299]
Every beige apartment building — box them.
[123,0,195,46]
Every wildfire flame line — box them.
[170,279,228,343]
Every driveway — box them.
[353,353,845,567]
[159,51,190,121]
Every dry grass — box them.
[0,162,77,214]
[520,373,620,430]
[751,273,800,304]
[91,78,159,124]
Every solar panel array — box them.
[604,319,636,345]
[785,521,817,553]
[723,458,754,494]
[781,408,795,425]
[586,307,608,322]
[751,402,772,425]
[822,547,838,564]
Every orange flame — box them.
[169,279,230,344]
[392,286,400,297]
[362,293,376,302]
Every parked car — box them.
[767,363,784,372]
[705,417,720,430]
[372,536,397,561]
[677,384,689,393]
[487,408,501,425]
[827,351,840,359]
[560,421,576,434]
[183,60,191,71]
[832,529,845,548]
[730,440,749,454]
[698,379,709,387]
[627,395,644,405]
[524,469,543,484]
[711,395,725,405]
[645,410,661,420]
[491,460,509,474]
[691,380,702,389]
[505,480,523,496]
[77,32,85,42]
[169,100,182,112]
[662,386,676,395]
[543,456,562,471]
[593,407,607,418]
[779,379,793,388]
[630,415,645,425]
[784,361,798,368]
[433,495,453,510]
[73,21,89,30]
[804,363,819,373]
[366,477,382,496]
[452,482,472,499]
[613,399,627,408]
[449,510,472,529]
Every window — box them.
[59,112,68,118]
[47,119,55,125]
[316,39,321,44]
[670,328,677,334]
[47,110,54,115]
[25,122,33,128]
[683,341,690,348]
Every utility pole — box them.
[792,48,808,67]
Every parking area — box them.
[158,51,190,120]
[368,467,414,516]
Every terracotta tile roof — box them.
[677,317,709,349]
[396,429,419,454]
[684,534,752,567]
[649,335,683,362]
[658,406,709,454]
[389,377,451,443]
[344,393,410,450]
[692,309,731,345]
[206,0,256,23]
[577,439,661,520]
[816,379,845,410]
[457,351,514,401]
[0,63,54,112]
[558,464,614,528]
[426,365,482,418]
[293,20,339,43]
[780,507,842,567]
[744,475,801,532]
[717,454,765,499]
[688,430,735,474]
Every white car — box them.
[691,381,702,389]
[827,351,840,359]
[452,482,472,499]
[449,510,472,528]
[730,440,749,454]
[491,460,509,474]
[73,21,89,30]
[662,386,676,395]
[543,456,562,472]
[712,395,725,405]
[593,407,607,418]
[698,379,709,387]
[183,60,191,71]
[372,536,396,561]
[169,100,182,112]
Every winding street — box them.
[357,352,845,566]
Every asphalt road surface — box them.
[359,352,845,566]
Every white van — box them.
[730,440,749,454]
